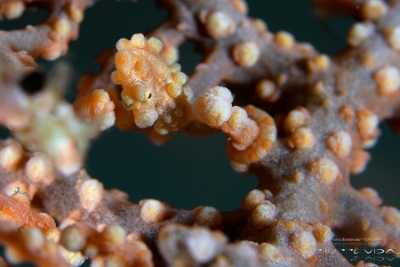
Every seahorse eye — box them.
[134,85,153,102]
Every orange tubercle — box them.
[73,89,115,130]
[227,105,276,164]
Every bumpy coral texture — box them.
[1,0,400,267]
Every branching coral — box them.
[0,0,400,267]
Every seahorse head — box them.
[111,34,189,131]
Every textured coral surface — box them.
[1,0,400,267]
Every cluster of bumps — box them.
[0,0,400,266]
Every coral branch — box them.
[0,0,96,67]
[0,0,400,266]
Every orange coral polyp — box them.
[227,105,276,164]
